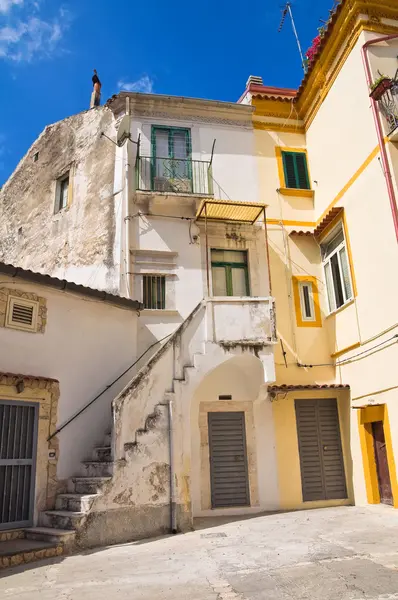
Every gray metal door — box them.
[295,398,347,502]
[208,411,250,508]
[0,400,38,530]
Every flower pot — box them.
[370,78,392,101]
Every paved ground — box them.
[2,506,398,599]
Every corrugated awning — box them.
[196,199,266,224]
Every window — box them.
[151,127,192,192]
[211,250,249,297]
[55,172,69,213]
[6,297,39,332]
[281,151,310,190]
[321,225,353,313]
[143,275,166,309]
[299,281,316,321]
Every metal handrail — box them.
[136,156,213,196]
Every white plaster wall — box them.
[0,276,138,479]
[132,118,259,203]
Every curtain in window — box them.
[212,267,227,296]
[172,131,189,179]
[231,268,247,297]
[339,247,353,300]
[324,262,336,313]
[155,130,169,178]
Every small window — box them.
[6,297,39,332]
[211,249,249,297]
[143,275,166,309]
[298,281,315,321]
[55,173,69,213]
[33,152,39,162]
[321,224,353,313]
[281,151,310,190]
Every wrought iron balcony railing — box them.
[136,156,213,196]
[373,79,398,135]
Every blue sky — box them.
[0,0,335,184]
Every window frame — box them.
[142,274,166,310]
[210,249,250,297]
[55,171,70,214]
[281,150,311,190]
[150,126,192,189]
[292,276,322,328]
[298,280,316,322]
[5,296,39,333]
[321,224,354,314]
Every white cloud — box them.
[0,4,69,62]
[0,0,24,13]
[117,75,154,94]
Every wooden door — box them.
[295,399,347,502]
[372,421,393,505]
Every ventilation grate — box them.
[12,303,34,326]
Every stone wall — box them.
[0,107,119,292]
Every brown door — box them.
[372,421,393,505]
[295,399,347,502]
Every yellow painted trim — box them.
[292,275,322,328]
[275,147,313,192]
[279,188,315,199]
[358,405,398,508]
[331,342,361,359]
[253,121,306,134]
[267,218,316,227]
[316,145,380,226]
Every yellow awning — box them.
[196,199,266,224]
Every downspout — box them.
[361,34,398,243]
[124,97,133,298]
[167,394,178,534]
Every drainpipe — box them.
[124,97,133,298]
[167,395,178,534]
[361,34,398,243]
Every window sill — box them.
[325,298,355,318]
[278,188,314,199]
[140,309,179,316]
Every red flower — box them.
[306,35,322,63]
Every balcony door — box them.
[211,249,249,297]
[151,126,192,192]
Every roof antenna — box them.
[278,2,305,73]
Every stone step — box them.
[25,527,76,546]
[71,476,112,494]
[40,510,86,531]
[80,461,114,477]
[55,493,99,512]
[92,445,112,461]
[0,538,63,570]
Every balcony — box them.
[205,297,277,347]
[136,156,213,196]
[372,79,398,140]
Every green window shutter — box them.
[282,151,310,190]
[295,153,310,189]
[282,152,298,188]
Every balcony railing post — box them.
[207,165,214,196]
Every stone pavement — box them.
[2,506,398,599]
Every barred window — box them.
[143,275,166,310]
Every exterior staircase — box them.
[0,297,276,568]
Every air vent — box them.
[6,297,39,332]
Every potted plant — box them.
[370,74,392,100]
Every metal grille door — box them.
[208,412,250,508]
[295,399,347,502]
[0,401,38,530]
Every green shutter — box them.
[282,151,310,190]
[295,153,310,189]
[282,152,298,188]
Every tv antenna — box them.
[278,2,305,72]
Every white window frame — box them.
[5,296,39,333]
[298,280,316,322]
[55,172,70,213]
[321,225,353,314]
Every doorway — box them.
[372,421,393,505]
[0,400,38,530]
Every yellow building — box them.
[240,0,398,511]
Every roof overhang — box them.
[268,384,350,393]
[196,199,267,224]
[314,207,343,239]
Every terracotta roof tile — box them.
[268,384,350,392]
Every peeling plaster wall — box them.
[0,107,119,293]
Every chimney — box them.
[246,75,264,87]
